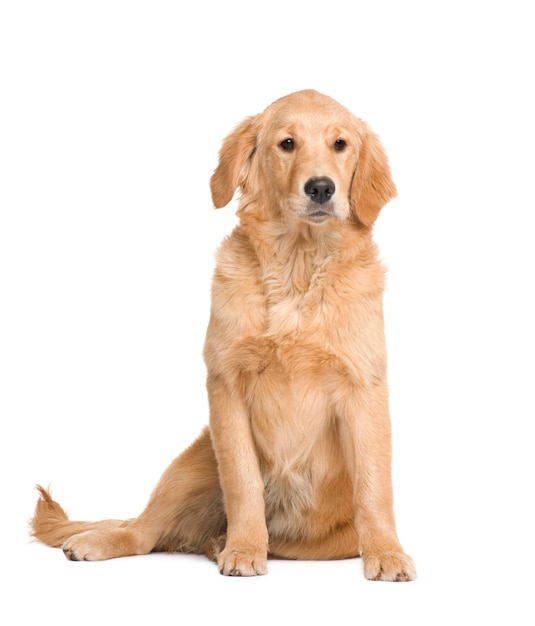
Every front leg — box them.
[339,383,416,582]
[207,374,268,576]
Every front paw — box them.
[217,544,268,577]
[363,551,416,582]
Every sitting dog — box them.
[32,89,416,581]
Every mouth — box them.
[303,204,337,224]
[306,211,333,223]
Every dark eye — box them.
[279,138,295,152]
[334,139,347,152]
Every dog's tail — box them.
[30,485,124,548]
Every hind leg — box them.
[36,428,226,561]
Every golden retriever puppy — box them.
[31,89,416,581]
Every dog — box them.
[31,89,416,581]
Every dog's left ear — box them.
[210,116,258,208]
[350,125,397,227]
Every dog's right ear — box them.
[210,116,258,208]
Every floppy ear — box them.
[210,115,258,208]
[351,126,397,227]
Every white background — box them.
[1,1,534,624]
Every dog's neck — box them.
[237,214,378,319]
[239,212,373,266]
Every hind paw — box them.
[62,528,135,561]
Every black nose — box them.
[304,177,335,204]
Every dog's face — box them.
[256,92,362,225]
[210,90,396,227]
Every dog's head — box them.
[210,89,396,228]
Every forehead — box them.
[259,92,360,137]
